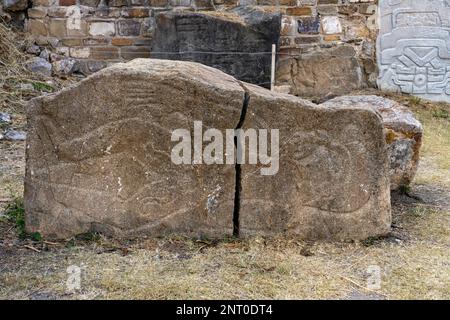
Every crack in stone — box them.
[233,91,250,237]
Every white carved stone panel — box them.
[378,0,450,102]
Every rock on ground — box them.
[276,45,364,100]
[25,57,52,77]
[2,0,27,11]
[323,95,423,190]
[25,59,391,240]
[26,44,41,56]
[151,7,281,88]
[238,85,391,240]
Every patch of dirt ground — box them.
[0,90,449,300]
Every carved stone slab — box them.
[378,0,450,102]
[25,59,244,239]
[239,84,391,240]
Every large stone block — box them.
[378,0,450,103]
[323,95,423,191]
[89,22,116,37]
[25,59,391,240]
[238,84,391,240]
[276,45,364,100]
[25,59,244,239]
[151,7,281,87]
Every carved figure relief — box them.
[378,0,450,102]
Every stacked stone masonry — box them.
[24,0,378,89]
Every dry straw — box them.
[0,19,60,113]
[0,20,29,109]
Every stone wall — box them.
[277,0,378,99]
[20,0,378,96]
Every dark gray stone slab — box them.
[151,7,281,88]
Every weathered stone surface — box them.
[89,22,115,37]
[25,57,52,77]
[25,59,391,240]
[25,59,244,239]
[26,44,41,55]
[2,0,27,11]
[239,84,391,240]
[323,95,423,190]
[151,7,281,87]
[0,112,11,123]
[378,0,450,103]
[20,83,35,91]
[276,45,364,100]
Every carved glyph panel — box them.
[378,0,450,102]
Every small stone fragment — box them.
[3,129,26,141]
[26,57,52,77]
[26,44,41,55]
[25,59,391,241]
[17,83,35,91]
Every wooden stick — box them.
[270,44,276,91]
[24,245,41,253]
